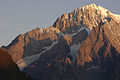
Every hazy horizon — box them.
[0,0,120,46]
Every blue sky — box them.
[0,0,120,46]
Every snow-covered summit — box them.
[53,4,120,31]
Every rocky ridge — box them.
[5,26,60,62]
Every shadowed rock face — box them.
[115,62,120,80]
[0,48,33,80]
[24,36,70,80]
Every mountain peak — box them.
[85,4,108,16]
[82,3,97,9]
[53,4,120,31]
[87,4,120,20]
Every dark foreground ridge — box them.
[0,48,33,80]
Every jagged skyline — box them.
[0,0,120,46]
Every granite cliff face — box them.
[76,15,120,66]
[76,15,120,80]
